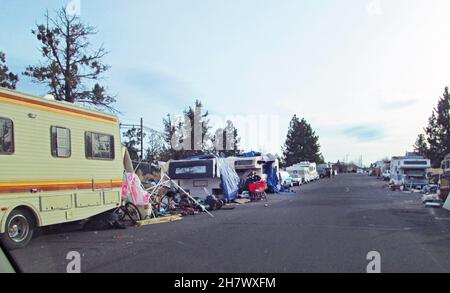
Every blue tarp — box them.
[241,151,262,158]
[264,161,280,193]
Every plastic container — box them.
[249,180,267,193]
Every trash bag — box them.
[84,211,127,231]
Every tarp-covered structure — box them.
[181,154,240,201]
[240,151,281,193]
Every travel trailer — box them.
[232,155,266,181]
[390,153,431,190]
[231,152,280,193]
[167,156,239,201]
[286,164,311,183]
[0,88,124,249]
[168,157,222,199]
[439,154,450,201]
[287,162,319,183]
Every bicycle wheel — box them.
[124,202,142,223]
[114,207,126,221]
[159,195,172,211]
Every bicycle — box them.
[114,201,142,225]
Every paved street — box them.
[10,174,450,273]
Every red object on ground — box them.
[249,180,266,193]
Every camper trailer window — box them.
[175,166,207,175]
[85,132,115,160]
[235,160,253,167]
[404,161,428,165]
[0,118,14,154]
[51,126,71,158]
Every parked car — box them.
[291,174,303,186]
[279,171,294,188]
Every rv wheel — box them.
[1,208,35,250]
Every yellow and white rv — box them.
[0,87,124,249]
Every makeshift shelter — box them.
[236,151,280,193]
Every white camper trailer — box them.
[167,156,240,201]
[232,156,266,181]
[286,162,319,183]
[286,164,310,183]
[390,153,431,190]
[231,153,280,192]
[168,157,222,199]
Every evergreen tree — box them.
[122,127,145,161]
[423,87,450,167]
[413,134,429,157]
[0,51,18,89]
[282,115,324,167]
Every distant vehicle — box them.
[286,164,311,183]
[317,163,333,178]
[390,153,431,190]
[301,162,320,181]
[279,171,294,188]
[0,88,125,249]
[290,174,303,186]
[287,162,319,183]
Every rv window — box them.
[235,160,254,167]
[85,132,115,160]
[51,126,71,158]
[0,118,14,154]
[175,166,207,175]
[404,161,428,165]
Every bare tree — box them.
[24,8,116,111]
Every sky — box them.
[1,0,450,165]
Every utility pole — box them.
[120,117,145,161]
[140,118,144,161]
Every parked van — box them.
[0,88,124,249]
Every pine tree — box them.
[423,87,450,167]
[122,127,145,161]
[0,52,18,89]
[282,115,324,167]
[24,8,115,111]
[414,134,429,157]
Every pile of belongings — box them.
[122,173,151,206]
[422,193,443,208]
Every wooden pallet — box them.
[136,214,183,227]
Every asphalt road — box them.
[10,174,450,273]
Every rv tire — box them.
[1,208,35,250]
